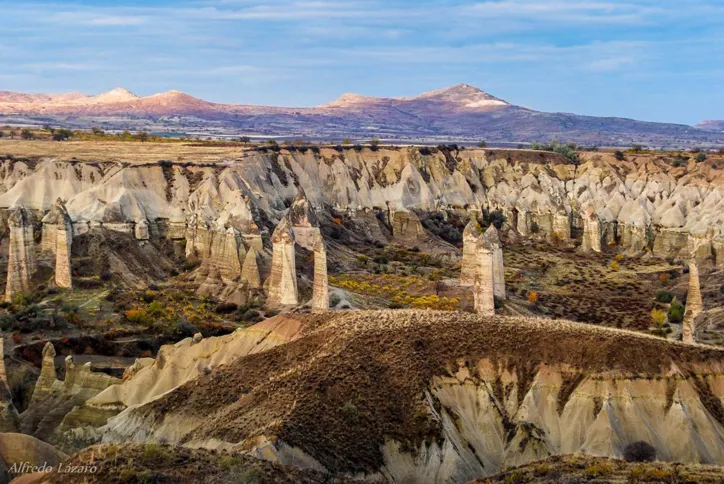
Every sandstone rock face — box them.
[89,315,309,411]
[312,233,328,312]
[267,218,298,306]
[581,206,602,253]
[682,262,703,344]
[240,246,261,289]
[5,206,36,302]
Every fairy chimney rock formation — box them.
[53,200,73,289]
[687,262,703,319]
[312,233,329,312]
[484,225,505,299]
[461,220,483,286]
[0,332,7,391]
[268,217,298,306]
[241,246,261,289]
[288,189,320,251]
[5,206,37,302]
[581,206,602,253]
[473,238,495,316]
[31,342,57,405]
[683,262,703,344]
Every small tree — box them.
[631,144,643,154]
[695,152,708,163]
[136,131,149,142]
[341,137,353,145]
[614,150,625,161]
[9,130,18,139]
[43,124,55,134]
[369,137,381,151]
[91,127,105,136]
[238,136,251,143]
[0,130,4,139]
[478,140,487,148]
[21,129,34,140]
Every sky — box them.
[0,0,722,125]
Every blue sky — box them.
[1,0,722,124]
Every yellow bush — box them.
[610,261,620,271]
[651,308,667,327]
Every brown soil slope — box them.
[144,310,724,473]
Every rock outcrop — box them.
[312,233,328,312]
[267,218,298,306]
[682,262,703,344]
[4,206,36,302]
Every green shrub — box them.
[329,294,341,307]
[695,152,708,163]
[655,290,674,303]
[667,299,685,324]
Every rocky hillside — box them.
[2,146,724,265]
[90,310,724,483]
[1,85,721,146]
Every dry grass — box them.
[0,139,251,164]
[480,454,724,483]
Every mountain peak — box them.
[92,88,139,104]
[412,83,509,109]
[322,93,378,108]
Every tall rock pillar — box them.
[683,262,703,344]
[484,225,505,299]
[581,206,602,253]
[473,239,495,316]
[461,220,482,286]
[30,342,57,405]
[312,233,329,312]
[51,199,73,289]
[5,206,36,302]
[0,331,7,391]
[268,218,298,306]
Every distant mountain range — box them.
[0,84,721,147]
